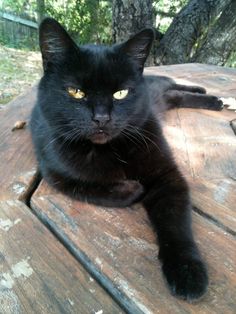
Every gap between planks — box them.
[17,173,236,313]
[29,197,144,314]
[22,173,235,241]
[192,206,236,237]
[18,175,143,313]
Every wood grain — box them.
[0,87,38,201]
[145,64,236,97]
[162,107,236,233]
[30,188,236,314]
[0,200,123,314]
[189,177,236,235]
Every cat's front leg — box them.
[44,168,144,207]
[141,168,208,300]
[105,179,145,207]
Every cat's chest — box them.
[62,145,126,183]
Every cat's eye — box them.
[113,89,129,100]
[67,87,86,99]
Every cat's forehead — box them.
[71,45,137,90]
[81,44,121,65]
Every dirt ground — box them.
[0,45,42,105]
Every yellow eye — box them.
[67,87,85,99]
[113,89,129,100]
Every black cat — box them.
[30,18,223,301]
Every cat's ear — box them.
[39,18,77,70]
[120,28,155,71]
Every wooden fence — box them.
[0,11,38,50]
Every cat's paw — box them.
[190,86,206,94]
[204,96,224,111]
[111,180,144,206]
[162,257,208,301]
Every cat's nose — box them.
[92,113,110,127]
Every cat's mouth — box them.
[89,129,111,144]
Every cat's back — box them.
[145,74,174,94]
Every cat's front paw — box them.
[111,180,144,206]
[162,257,208,301]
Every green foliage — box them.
[1,0,37,18]
[1,0,112,45]
[0,31,38,50]
[46,0,112,44]
[226,51,236,68]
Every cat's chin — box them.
[89,131,112,145]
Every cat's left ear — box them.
[120,28,155,71]
[39,18,78,70]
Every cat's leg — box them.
[141,164,208,300]
[171,83,206,94]
[164,89,223,111]
[44,169,144,207]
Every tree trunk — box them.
[192,0,236,65]
[112,0,153,42]
[155,0,232,65]
[112,0,153,64]
[36,0,45,24]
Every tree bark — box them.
[192,0,236,65]
[155,0,232,65]
[36,0,45,24]
[112,0,153,64]
[112,0,153,42]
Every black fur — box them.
[30,18,223,300]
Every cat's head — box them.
[38,18,154,144]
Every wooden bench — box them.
[0,64,235,314]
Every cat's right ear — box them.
[39,18,77,70]
[120,28,155,72]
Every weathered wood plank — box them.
[175,108,236,180]
[162,107,236,232]
[145,64,236,98]
[189,177,236,235]
[30,189,236,314]
[0,87,38,201]
[0,200,123,314]
[155,64,236,233]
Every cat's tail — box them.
[19,168,42,206]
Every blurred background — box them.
[0,0,235,104]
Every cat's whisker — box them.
[121,129,146,152]
[43,135,62,151]
[62,128,82,145]
[126,124,161,152]
[126,125,150,152]
[110,146,128,164]
[121,130,139,148]
[42,127,82,151]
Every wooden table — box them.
[0,64,235,314]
